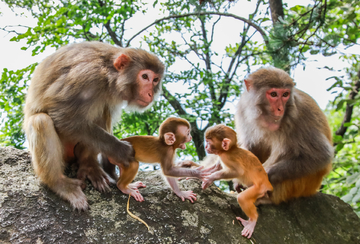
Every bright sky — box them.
[0,1,355,110]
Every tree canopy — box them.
[0,0,359,214]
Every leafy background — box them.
[0,0,359,215]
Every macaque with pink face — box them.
[24,41,165,210]
[235,67,333,205]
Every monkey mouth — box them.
[136,99,151,107]
[271,116,282,123]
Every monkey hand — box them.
[196,166,213,180]
[201,176,214,190]
[174,190,197,203]
[201,162,222,175]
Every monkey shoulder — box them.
[227,147,263,168]
[292,88,332,140]
[293,88,324,115]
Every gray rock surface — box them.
[1,146,359,244]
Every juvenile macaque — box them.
[112,117,206,203]
[23,41,165,210]
[202,124,273,238]
[235,67,333,204]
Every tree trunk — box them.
[269,0,290,72]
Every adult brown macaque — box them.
[113,117,207,203]
[23,41,165,210]
[202,124,273,238]
[234,66,333,204]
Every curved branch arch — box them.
[126,12,269,47]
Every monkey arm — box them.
[162,165,206,179]
[161,148,207,179]
[202,169,239,189]
[69,122,134,167]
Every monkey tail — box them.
[25,113,65,187]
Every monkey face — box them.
[257,88,291,131]
[177,125,192,150]
[135,69,161,107]
[205,138,221,155]
[265,88,290,118]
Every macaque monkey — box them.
[202,124,273,238]
[235,67,333,204]
[111,117,206,203]
[23,41,165,210]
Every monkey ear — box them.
[164,132,176,145]
[114,54,130,71]
[222,138,231,151]
[244,79,251,91]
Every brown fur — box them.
[235,67,333,205]
[116,117,204,202]
[203,125,273,238]
[23,41,165,210]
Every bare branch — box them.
[161,85,188,116]
[126,12,269,47]
[104,21,122,47]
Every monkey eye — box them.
[153,77,159,83]
[283,92,289,97]
[270,92,277,97]
[142,74,148,79]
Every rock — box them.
[0,146,359,244]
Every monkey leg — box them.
[117,161,145,202]
[101,154,118,182]
[25,113,88,210]
[74,143,112,192]
[236,185,264,238]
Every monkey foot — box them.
[77,165,111,193]
[119,186,144,202]
[174,190,197,203]
[54,177,89,211]
[236,217,256,239]
[128,181,146,190]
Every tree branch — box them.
[104,21,122,47]
[161,85,189,116]
[126,12,268,47]
[97,0,122,46]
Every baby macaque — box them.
[110,117,207,203]
[202,124,273,238]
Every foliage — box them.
[322,58,360,215]
[0,64,36,148]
